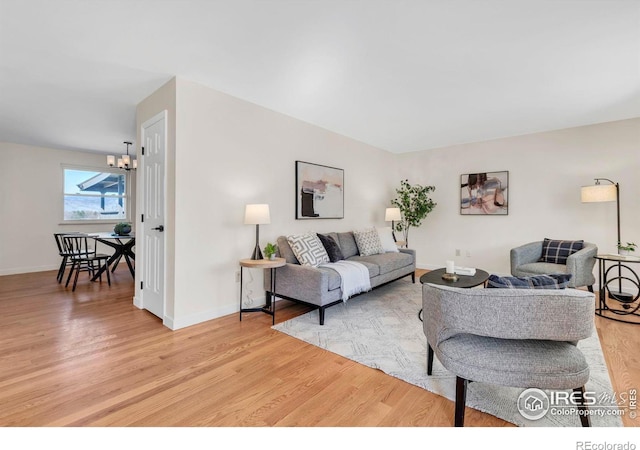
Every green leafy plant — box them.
[618,242,637,252]
[264,242,278,258]
[114,222,132,235]
[391,179,436,247]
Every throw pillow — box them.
[376,227,399,253]
[486,273,572,289]
[539,238,584,264]
[317,233,345,262]
[286,233,329,267]
[353,227,384,256]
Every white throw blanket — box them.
[320,260,371,301]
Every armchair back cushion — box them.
[540,238,584,264]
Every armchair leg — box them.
[587,285,594,293]
[455,376,468,427]
[574,386,591,427]
[427,344,434,375]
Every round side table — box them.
[595,254,640,324]
[239,258,286,324]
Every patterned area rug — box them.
[272,280,622,427]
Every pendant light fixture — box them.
[107,141,137,171]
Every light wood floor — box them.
[0,267,638,427]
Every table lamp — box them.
[244,204,270,260]
[385,207,401,241]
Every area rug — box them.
[272,280,623,427]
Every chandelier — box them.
[107,141,137,171]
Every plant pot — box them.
[618,249,629,256]
[267,254,276,261]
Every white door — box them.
[141,111,166,319]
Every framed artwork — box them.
[295,161,344,219]
[460,171,509,215]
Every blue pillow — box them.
[539,238,584,264]
[487,274,572,289]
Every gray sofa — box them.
[265,231,416,324]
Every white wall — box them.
[397,118,640,276]
[143,78,398,329]
[0,142,135,275]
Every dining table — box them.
[89,232,135,280]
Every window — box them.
[63,166,128,222]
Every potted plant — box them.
[391,179,437,248]
[264,242,278,260]
[617,242,637,256]
[114,222,132,236]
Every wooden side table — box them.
[239,258,286,324]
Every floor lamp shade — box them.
[580,184,617,203]
[244,204,270,260]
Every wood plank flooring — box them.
[0,267,638,427]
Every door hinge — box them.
[140,281,144,290]
[141,214,144,222]
[141,146,145,156]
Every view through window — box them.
[63,167,128,221]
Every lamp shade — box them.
[385,207,401,221]
[244,204,270,224]
[581,184,616,203]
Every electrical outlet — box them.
[455,249,461,257]
[235,271,241,282]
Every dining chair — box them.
[62,235,111,291]
[53,232,92,283]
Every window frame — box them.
[61,164,131,225]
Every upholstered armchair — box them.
[422,283,595,427]
[510,240,597,291]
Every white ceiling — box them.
[1,0,639,155]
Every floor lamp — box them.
[244,204,270,260]
[581,178,630,301]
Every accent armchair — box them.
[422,283,595,427]
[510,240,597,291]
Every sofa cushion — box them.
[337,232,359,258]
[353,227,384,256]
[344,257,380,278]
[487,273,572,289]
[287,233,329,267]
[540,238,584,264]
[317,233,345,262]
[348,252,413,276]
[377,227,399,253]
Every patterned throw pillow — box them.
[317,233,345,262]
[353,228,384,256]
[487,274,572,289]
[539,238,584,264]
[286,233,329,267]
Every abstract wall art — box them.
[460,171,509,215]
[295,161,344,219]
